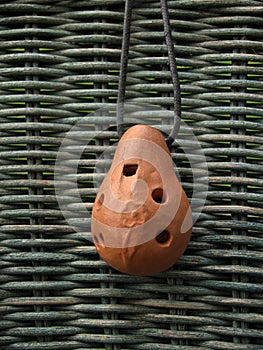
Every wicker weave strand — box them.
[0,1,263,349]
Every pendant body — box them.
[91,124,192,276]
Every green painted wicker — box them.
[0,0,263,349]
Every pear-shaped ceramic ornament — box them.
[91,124,192,276]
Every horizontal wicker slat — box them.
[0,0,263,349]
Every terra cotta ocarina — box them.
[91,124,192,276]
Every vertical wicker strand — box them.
[25,19,50,343]
[94,4,120,349]
[167,276,188,347]
[230,27,249,346]
[162,1,186,346]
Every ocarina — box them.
[91,124,192,276]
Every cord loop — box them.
[117,0,181,148]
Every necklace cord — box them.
[117,0,134,138]
[160,0,181,147]
[117,0,181,148]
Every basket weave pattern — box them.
[0,1,263,349]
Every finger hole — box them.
[155,230,170,244]
[152,188,165,204]
[123,164,138,177]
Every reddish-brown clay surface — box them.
[92,125,192,276]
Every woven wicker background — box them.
[0,0,263,349]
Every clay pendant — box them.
[91,124,192,276]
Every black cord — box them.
[160,0,181,147]
[117,0,134,138]
[117,0,181,147]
